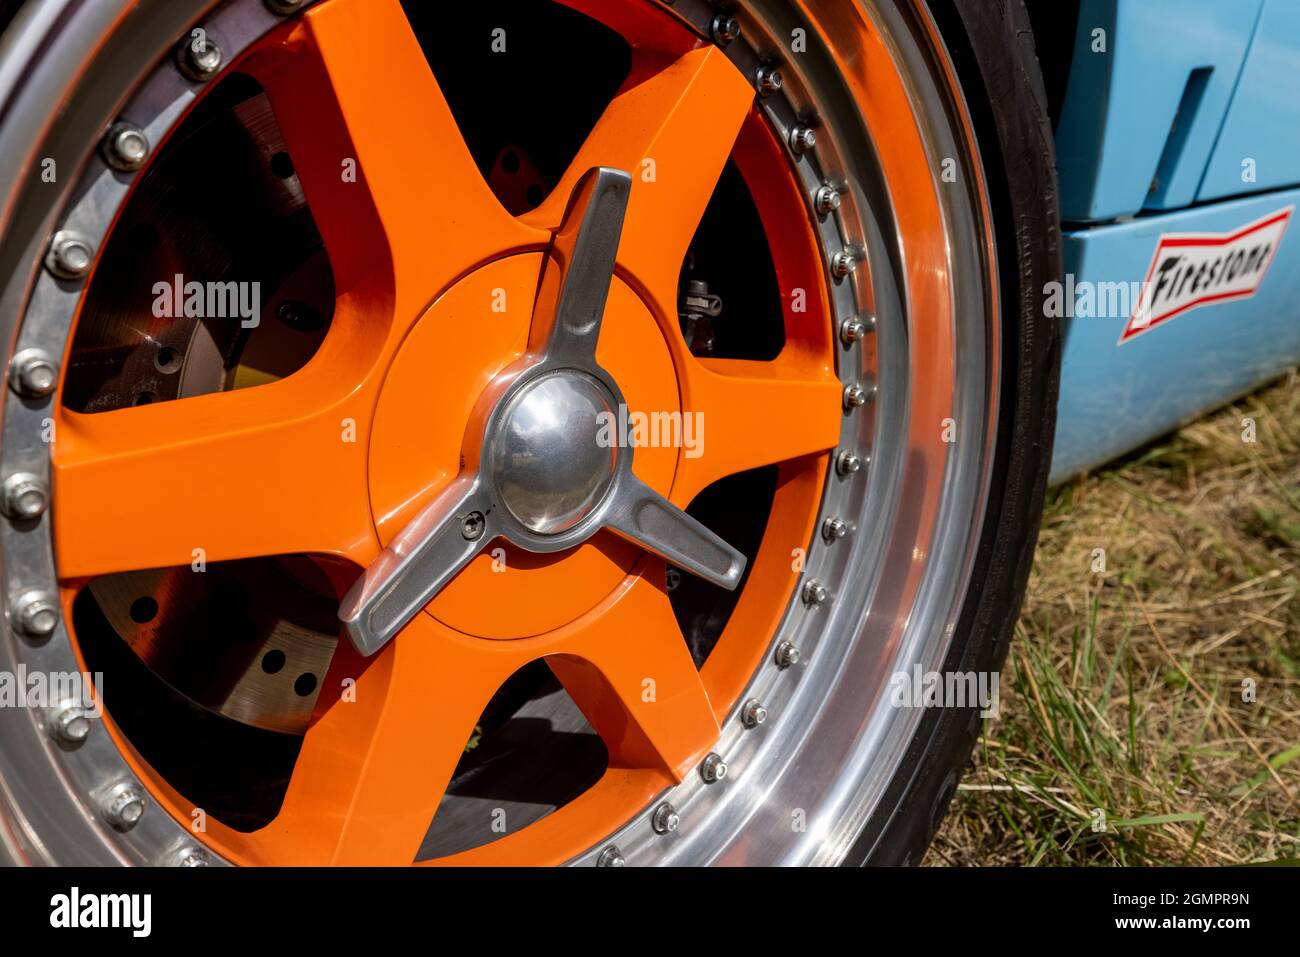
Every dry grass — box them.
[927,369,1300,866]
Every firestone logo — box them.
[1119,207,1292,343]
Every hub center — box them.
[491,371,619,535]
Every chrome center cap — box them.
[491,370,619,535]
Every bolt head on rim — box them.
[741,698,768,728]
[801,579,829,606]
[13,589,59,640]
[490,371,619,536]
[822,516,849,542]
[815,184,841,215]
[170,845,215,867]
[101,782,147,831]
[8,347,60,397]
[651,802,680,834]
[756,65,783,97]
[1,471,49,520]
[178,36,222,83]
[700,752,728,783]
[103,122,149,172]
[45,231,94,281]
[790,125,816,154]
[48,703,93,746]
[835,449,864,476]
[711,15,741,46]
[596,845,626,867]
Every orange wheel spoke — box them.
[52,376,374,578]
[674,355,843,504]
[244,0,545,303]
[548,576,719,780]
[523,45,754,319]
[269,616,528,866]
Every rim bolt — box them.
[265,0,308,14]
[774,640,801,669]
[100,781,147,831]
[651,802,680,835]
[13,589,59,641]
[8,348,59,400]
[815,185,841,215]
[831,250,856,279]
[45,230,94,280]
[822,516,849,542]
[9,348,59,398]
[802,578,829,606]
[595,842,626,868]
[756,65,783,97]
[170,845,214,867]
[840,316,868,345]
[103,122,149,172]
[844,381,875,409]
[48,702,92,746]
[1,472,48,520]
[741,698,768,728]
[790,125,817,154]
[699,752,728,783]
[596,844,626,867]
[460,511,486,541]
[711,14,741,46]
[178,34,222,83]
[836,449,864,476]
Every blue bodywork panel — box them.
[1051,191,1300,484]
[1056,0,1263,222]
[1049,0,1300,482]
[1199,0,1300,200]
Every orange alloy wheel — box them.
[0,0,1061,868]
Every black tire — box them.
[844,0,1063,865]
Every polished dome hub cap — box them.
[492,371,618,535]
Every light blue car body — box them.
[1049,0,1300,482]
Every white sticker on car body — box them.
[1120,206,1292,344]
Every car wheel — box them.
[0,0,1059,866]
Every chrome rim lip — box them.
[0,0,998,867]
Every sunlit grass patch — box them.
[929,369,1300,866]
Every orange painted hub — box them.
[367,252,681,638]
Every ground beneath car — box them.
[929,370,1300,866]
